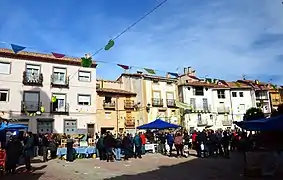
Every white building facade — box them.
[0,49,97,135]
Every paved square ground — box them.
[1,152,269,180]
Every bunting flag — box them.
[167,72,178,77]
[271,84,277,89]
[144,68,155,74]
[11,44,26,54]
[175,101,191,110]
[117,64,130,70]
[213,79,219,84]
[205,78,212,83]
[235,82,241,87]
[52,52,65,58]
[51,96,57,103]
[104,39,115,51]
[81,57,92,67]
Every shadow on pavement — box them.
[104,152,282,180]
[1,165,47,180]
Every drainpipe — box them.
[116,96,119,137]
[229,89,234,124]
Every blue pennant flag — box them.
[168,72,179,77]
[11,44,26,54]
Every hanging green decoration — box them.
[40,106,45,113]
[51,96,57,103]
[81,57,92,67]
[104,39,115,51]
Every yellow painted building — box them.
[117,72,180,126]
[96,80,137,135]
[268,86,283,110]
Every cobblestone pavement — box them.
[1,151,265,180]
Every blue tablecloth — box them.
[56,146,96,156]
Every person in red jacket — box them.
[140,132,146,155]
[191,131,197,150]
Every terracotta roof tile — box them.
[96,88,136,95]
[0,48,97,67]
[119,73,177,82]
[226,82,252,89]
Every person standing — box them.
[23,132,34,171]
[133,133,142,159]
[174,132,184,158]
[166,132,174,157]
[6,135,23,174]
[66,135,74,162]
[41,134,49,162]
[115,135,122,161]
[96,134,105,160]
[140,132,146,155]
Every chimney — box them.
[188,67,192,74]
[137,71,143,74]
[183,67,188,74]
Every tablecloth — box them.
[56,146,96,156]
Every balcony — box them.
[50,102,69,114]
[197,119,208,126]
[152,98,163,107]
[166,99,176,107]
[124,100,135,109]
[103,100,116,109]
[22,71,43,86]
[222,120,232,126]
[51,75,69,88]
[21,101,42,112]
[191,105,211,113]
[217,106,230,114]
[125,117,135,129]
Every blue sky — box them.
[0,0,283,84]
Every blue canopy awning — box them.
[137,119,181,130]
[0,122,28,131]
[234,115,283,131]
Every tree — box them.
[243,107,265,121]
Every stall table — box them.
[56,146,96,158]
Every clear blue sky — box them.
[0,0,283,84]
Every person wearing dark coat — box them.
[23,132,34,171]
[96,135,105,160]
[66,135,74,162]
[41,134,49,162]
[122,134,132,160]
[6,135,23,173]
[133,133,142,159]
[103,132,115,162]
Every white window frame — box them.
[217,90,225,99]
[53,67,67,84]
[26,64,41,80]
[78,71,91,82]
[0,90,9,102]
[0,62,11,75]
[78,94,91,105]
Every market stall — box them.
[137,119,181,153]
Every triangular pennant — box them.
[11,44,26,54]
[144,68,155,74]
[52,52,65,58]
[117,64,130,70]
[167,72,178,77]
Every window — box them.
[0,90,8,102]
[217,90,225,99]
[232,92,237,97]
[166,92,174,100]
[52,94,66,112]
[105,112,111,119]
[239,92,244,97]
[26,64,40,80]
[104,96,112,103]
[203,98,208,110]
[224,114,228,121]
[37,121,53,134]
[23,91,40,111]
[53,67,66,83]
[64,120,77,134]
[194,87,204,96]
[0,62,10,74]
[190,98,196,110]
[96,84,100,89]
[78,94,91,105]
[78,71,91,82]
